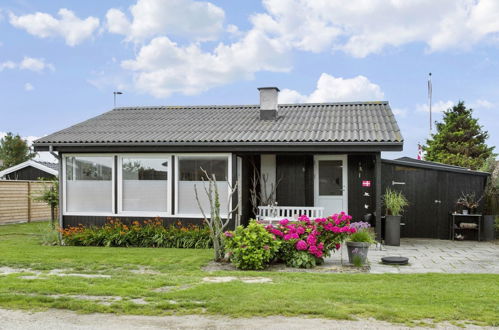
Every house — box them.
[0,160,58,180]
[33,87,403,238]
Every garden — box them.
[0,221,498,327]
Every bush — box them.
[349,221,376,243]
[60,218,212,248]
[224,220,280,270]
[265,213,356,268]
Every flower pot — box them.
[462,209,469,215]
[385,215,401,246]
[482,215,497,241]
[346,241,370,266]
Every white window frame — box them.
[174,153,232,218]
[62,153,232,218]
[117,153,172,217]
[62,154,116,216]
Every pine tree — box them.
[424,101,494,170]
[0,132,36,170]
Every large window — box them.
[177,156,229,215]
[65,156,113,213]
[120,156,169,213]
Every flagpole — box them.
[428,72,432,135]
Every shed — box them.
[381,157,489,239]
[0,160,58,181]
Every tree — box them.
[194,168,238,261]
[32,178,59,229]
[424,101,494,170]
[0,132,36,170]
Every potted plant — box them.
[480,156,499,240]
[383,188,408,246]
[456,192,482,215]
[346,222,375,266]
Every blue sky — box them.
[1,0,498,162]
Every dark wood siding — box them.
[5,166,56,181]
[276,155,313,206]
[382,162,487,239]
[347,154,376,222]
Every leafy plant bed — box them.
[60,218,212,248]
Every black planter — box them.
[482,215,497,241]
[385,215,401,246]
[346,241,370,265]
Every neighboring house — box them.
[0,160,58,180]
[33,87,403,237]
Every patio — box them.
[329,239,499,274]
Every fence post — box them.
[27,181,32,223]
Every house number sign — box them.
[362,180,371,187]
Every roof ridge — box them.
[113,101,389,110]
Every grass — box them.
[0,221,498,326]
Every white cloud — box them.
[417,100,454,113]
[252,0,499,58]
[122,30,289,97]
[279,74,385,103]
[106,0,225,42]
[24,83,34,91]
[392,108,408,118]
[20,57,54,72]
[0,57,54,73]
[472,99,494,109]
[0,61,16,71]
[9,9,99,46]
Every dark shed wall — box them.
[5,166,56,180]
[347,154,376,222]
[382,161,487,239]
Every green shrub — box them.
[224,220,280,270]
[349,229,376,243]
[284,250,322,269]
[60,218,212,248]
[383,188,409,215]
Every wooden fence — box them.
[0,180,54,224]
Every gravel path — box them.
[0,308,492,330]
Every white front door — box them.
[314,155,348,217]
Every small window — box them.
[177,156,229,215]
[65,156,113,213]
[121,157,169,213]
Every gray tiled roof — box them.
[34,102,403,145]
[34,161,59,171]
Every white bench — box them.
[257,206,324,224]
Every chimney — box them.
[258,87,280,120]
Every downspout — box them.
[49,145,64,238]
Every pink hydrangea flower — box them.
[306,235,317,246]
[335,243,341,250]
[263,245,270,250]
[271,229,284,237]
[296,226,305,235]
[279,219,290,226]
[224,231,234,238]
[298,215,310,223]
[296,240,308,250]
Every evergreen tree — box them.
[0,132,36,170]
[424,101,494,170]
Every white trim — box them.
[0,160,58,178]
[62,154,115,216]
[314,154,348,214]
[117,154,171,217]
[174,153,232,218]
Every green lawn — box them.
[0,221,498,326]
